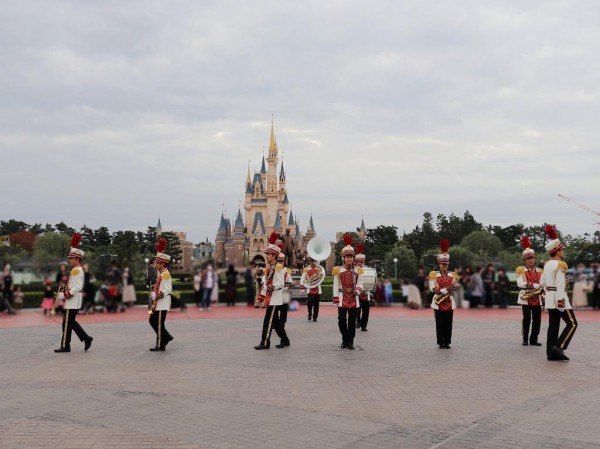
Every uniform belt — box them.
[546,287,557,291]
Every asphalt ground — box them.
[1,305,599,449]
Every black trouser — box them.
[307,294,320,320]
[521,305,542,343]
[547,308,577,355]
[357,299,370,329]
[60,309,90,349]
[149,310,171,349]
[484,285,493,307]
[279,303,288,325]
[470,295,481,308]
[260,305,289,346]
[338,308,358,346]
[434,309,453,345]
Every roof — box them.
[252,212,266,235]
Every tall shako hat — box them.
[356,243,365,261]
[437,239,450,264]
[521,236,536,259]
[341,234,355,257]
[266,232,281,256]
[68,233,85,259]
[155,238,171,264]
[544,225,564,255]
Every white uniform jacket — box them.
[260,263,285,306]
[64,265,84,309]
[300,265,323,295]
[428,271,457,311]
[540,259,571,310]
[332,266,364,309]
[516,266,543,305]
[155,269,172,311]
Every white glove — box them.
[150,292,157,300]
[532,283,540,289]
[58,292,65,301]
[439,288,448,295]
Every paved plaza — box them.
[1,305,600,449]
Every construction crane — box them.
[558,194,600,232]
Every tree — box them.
[334,232,361,265]
[491,224,525,251]
[461,231,504,258]
[55,222,76,235]
[496,250,523,270]
[158,232,182,266]
[383,243,417,280]
[364,225,398,261]
[32,232,70,275]
[9,230,36,253]
[0,219,29,235]
[94,226,112,247]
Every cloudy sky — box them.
[2,0,599,243]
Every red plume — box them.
[439,239,449,253]
[356,243,364,254]
[70,233,81,248]
[344,234,353,246]
[156,238,167,253]
[544,225,558,240]
[269,232,279,245]
[521,236,531,249]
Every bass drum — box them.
[361,266,377,291]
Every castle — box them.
[214,123,316,268]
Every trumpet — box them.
[521,287,544,301]
[434,286,454,305]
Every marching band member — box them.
[429,240,458,349]
[255,232,291,350]
[541,225,577,361]
[355,244,371,332]
[516,236,543,346]
[277,249,291,328]
[54,234,93,353]
[301,255,322,322]
[149,238,174,352]
[332,234,364,350]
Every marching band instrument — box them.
[434,286,455,305]
[360,267,377,291]
[305,236,331,288]
[521,287,544,301]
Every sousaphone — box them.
[305,236,331,288]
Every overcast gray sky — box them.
[1,0,599,243]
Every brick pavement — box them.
[1,306,600,448]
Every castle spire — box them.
[246,161,251,185]
[268,119,278,157]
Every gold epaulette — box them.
[303,267,308,273]
[356,267,364,274]
[332,266,340,276]
[515,266,525,275]
[161,271,171,280]
[558,261,568,271]
[537,267,543,274]
[70,268,81,276]
[275,264,284,272]
[428,271,438,280]
[451,272,459,280]
[286,268,292,274]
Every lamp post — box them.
[393,257,398,279]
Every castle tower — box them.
[358,217,367,241]
[156,217,162,237]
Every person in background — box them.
[225,264,238,306]
[469,266,484,308]
[41,279,54,316]
[482,264,495,308]
[383,276,393,306]
[496,268,510,309]
[193,268,203,308]
[1,263,16,315]
[245,261,256,307]
[13,286,24,313]
[121,265,136,307]
[82,263,97,314]
[201,264,217,311]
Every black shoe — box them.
[275,341,290,348]
[361,328,368,332]
[439,345,444,349]
[548,346,569,360]
[313,319,317,322]
[444,344,451,349]
[254,343,270,350]
[530,342,542,346]
[149,347,164,351]
[347,345,355,350]
[54,347,70,353]
[165,335,174,347]
[355,322,361,329]
[341,342,347,349]
[308,315,312,321]
[522,341,529,346]
[84,337,93,351]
